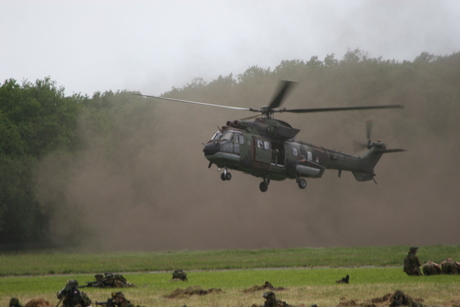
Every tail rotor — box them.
[354,120,374,152]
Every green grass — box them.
[1,267,460,307]
[0,267,456,293]
[2,245,460,276]
[1,245,460,307]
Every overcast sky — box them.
[2,0,459,96]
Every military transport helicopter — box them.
[137,81,404,192]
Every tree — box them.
[0,78,82,245]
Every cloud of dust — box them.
[36,64,460,252]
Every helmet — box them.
[112,292,125,299]
[66,279,79,287]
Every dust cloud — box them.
[36,61,460,252]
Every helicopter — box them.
[137,81,404,192]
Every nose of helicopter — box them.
[203,142,220,156]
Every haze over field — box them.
[2,1,460,251]
[35,55,460,252]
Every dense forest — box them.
[1,49,459,250]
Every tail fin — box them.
[353,143,405,182]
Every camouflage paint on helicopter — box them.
[137,81,404,192]
[203,117,403,192]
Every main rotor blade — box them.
[279,104,404,113]
[268,80,297,109]
[366,119,374,140]
[135,94,252,112]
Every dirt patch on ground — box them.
[164,286,222,298]
[336,293,430,307]
[243,281,286,293]
[24,298,53,307]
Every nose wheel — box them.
[220,169,232,181]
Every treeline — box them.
[0,78,154,246]
[0,49,459,248]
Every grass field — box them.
[1,245,460,307]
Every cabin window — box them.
[264,141,270,150]
[307,151,312,161]
[257,139,264,149]
[292,147,298,156]
[256,138,270,150]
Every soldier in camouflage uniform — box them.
[104,273,116,287]
[403,247,422,276]
[440,258,459,275]
[389,290,424,307]
[260,291,293,307]
[114,274,135,287]
[102,273,135,288]
[57,280,92,307]
[422,261,441,276]
[9,298,23,307]
[94,274,106,287]
[112,292,135,307]
[171,269,188,281]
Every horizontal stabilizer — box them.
[374,148,406,153]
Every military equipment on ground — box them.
[336,274,349,283]
[80,273,134,288]
[79,281,103,288]
[55,296,63,307]
[137,81,404,192]
[95,299,115,307]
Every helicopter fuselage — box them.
[203,118,389,191]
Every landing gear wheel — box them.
[297,178,307,189]
[259,181,268,192]
[221,170,232,181]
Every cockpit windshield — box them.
[211,131,222,141]
[221,131,234,141]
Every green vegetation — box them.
[1,245,460,276]
[1,247,460,307]
[0,80,155,246]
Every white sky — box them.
[1,0,459,96]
